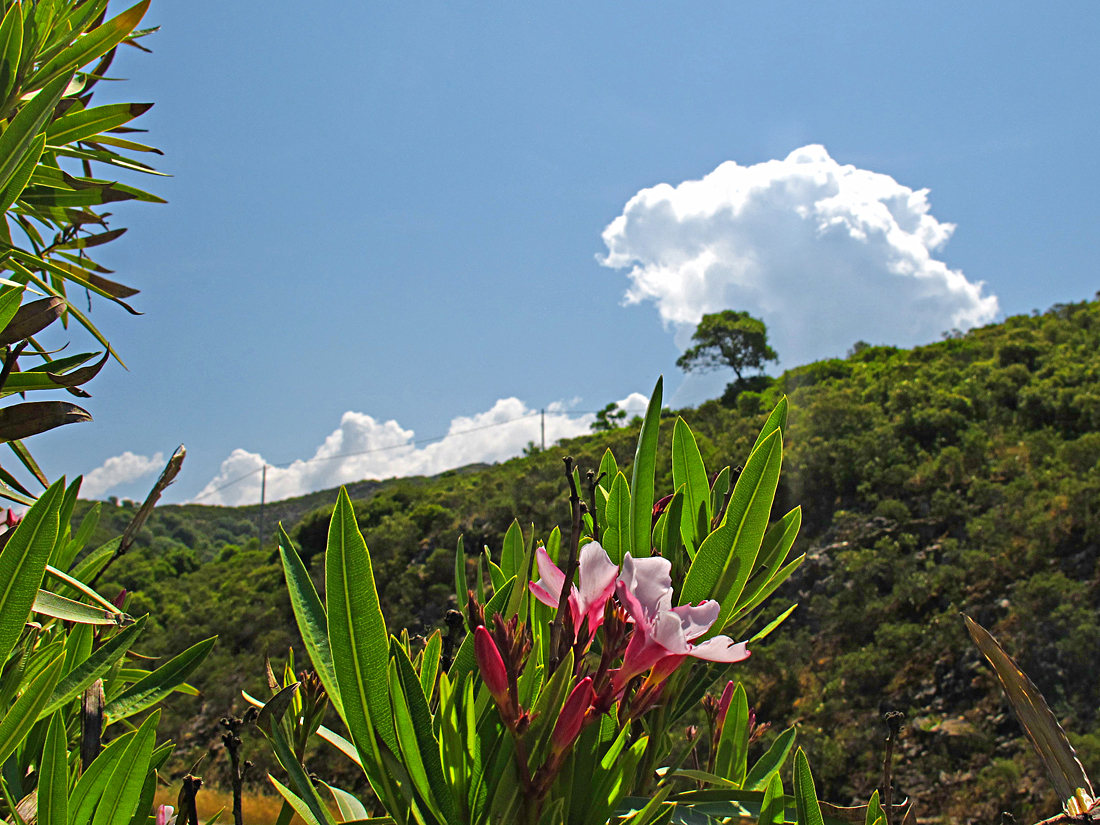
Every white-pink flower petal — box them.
[616,553,672,627]
[687,637,750,663]
[669,602,721,642]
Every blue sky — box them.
[31,0,1100,504]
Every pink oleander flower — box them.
[474,626,510,708]
[529,541,618,636]
[613,553,749,692]
[156,805,176,825]
[550,676,594,755]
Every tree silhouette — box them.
[676,310,778,380]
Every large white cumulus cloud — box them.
[600,145,999,365]
[193,393,649,507]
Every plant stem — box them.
[549,457,582,673]
[881,711,904,825]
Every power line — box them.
[191,407,612,504]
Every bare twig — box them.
[0,341,28,395]
[91,446,185,588]
[221,715,253,825]
[881,711,905,825]
[549,457,582,672]
[175,774,203,825]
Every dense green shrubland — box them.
[76,298,1100,821]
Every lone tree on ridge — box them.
[676,310,778,381]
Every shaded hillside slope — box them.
[78,298,1100,821]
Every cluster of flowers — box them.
[473,540,750,791]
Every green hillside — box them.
[77,297,1100,822]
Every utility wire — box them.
[191,408,611,503]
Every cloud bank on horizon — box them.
[82,394,649,506]
[81,451,165,499]
[600,144,1000,366]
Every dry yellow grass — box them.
[153,784,331,825]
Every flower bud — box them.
[551,677,593,754]
[717,680,735,723]
[474,626,510,707]
[156,805,175,825]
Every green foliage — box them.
[677,310,778,381]
[64,297,1100,818]
[0,0,162,503]
[0,473,210,825]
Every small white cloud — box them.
[192,393,645,506]
[600,145,999,366]
[81,451,164,499]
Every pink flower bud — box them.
[475,626,510,706]
[717,680,735,721]
[156,805,175,825]
[551,677,593,753]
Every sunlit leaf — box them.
[628,376,663,558]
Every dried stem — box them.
[221,715,252,825]
[175,774,203,825]
[881,711,904,825]
[0,341,28,395]
[80,679,104,772]
[549,457,582,672]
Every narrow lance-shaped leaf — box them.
[39,712,68,825]
[793,748,826,825]
[0,296,64,345]
[865,790,886,825]
[277,525,343,719]
[500,518,523,581]
[91,710,160,825]
[714,682,749,786]
[0,131,44,214]
[320,783,369,823]
[391,639,458,822]
[0,72,73,190]
[744,726,796,791]
[326,487,397,753]
[268,776,329,825]
[43,616,146,716]
[257,688,338,825]
[964,615,1095,808]
[32,0,150,91]
[680,427,782,635]
[68,731,136,825]
[420,629,442,702]
[672,416,710,550]
[751,396,788,455]
[0,477,63,663]
[628,376,663,557]
[0,653,64,765]
[47,102,153,145]
[454,535,468,615]
[0,401,92,441]
[103,636,216,723]
[0,1,23,103]
[44,563,118,611]
[760,774,786,825]
[33,589,131,625]
[0,288,23,337]
[602,471,630,565]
